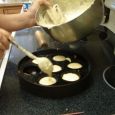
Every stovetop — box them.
[0,26,115,115]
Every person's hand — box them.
[26,0,51,25]
[0,28,10,59]
[37,0,51,6]
[28,0,50,13]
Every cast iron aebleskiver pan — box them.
[17,49,92,98]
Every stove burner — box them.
[103,65,115,90]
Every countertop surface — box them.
[0,26,115,115]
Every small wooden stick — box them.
[61,111,84,115]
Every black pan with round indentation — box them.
[17,49,92,98]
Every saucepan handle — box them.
[35,31,48,49]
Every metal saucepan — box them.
[36,0,104,43]
[17,31,92,98]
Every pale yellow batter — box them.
[67,63,83,69]
[62,73,80,82]
[53,55,66,62]
[53,65,62,73]
[39,77,56,86]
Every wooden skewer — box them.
[61,111,84,115]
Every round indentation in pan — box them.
[23,65,40,76]
[20,63,42,83]
[57,68,81,84]
[67,62,83,69]
[52,65,62,73]
[62,73,80,82]
[52,55,66,62]
[51,56,69,67]
[39,77,57,86]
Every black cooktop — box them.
[0,26,115,115]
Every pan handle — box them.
[35,31,48,49]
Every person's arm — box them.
[0,13,34,32]
[0,0,50,32]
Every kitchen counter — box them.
[0,26,115,115]
[0,0,23,14]
[0,0,23,7]
[0,3,22,7]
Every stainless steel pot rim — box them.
[103,65,115,90]
[35,0,95,28]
